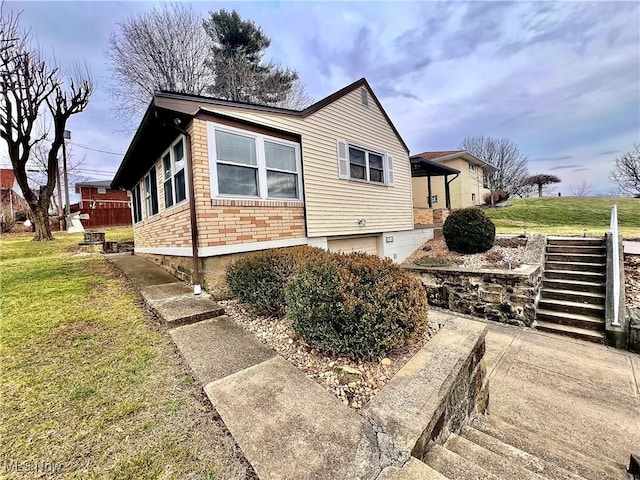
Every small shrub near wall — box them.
[225,246,326,316]
[285,253,429,359]
[443,208,496,254]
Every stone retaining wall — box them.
[362,317,488,462]
[405,265,541,326]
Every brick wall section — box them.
[189,118,306,248]
[133,118,306,251]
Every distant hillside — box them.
[483,197,640,237]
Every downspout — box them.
[161,115,201,295]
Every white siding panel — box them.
[202,87,413,237]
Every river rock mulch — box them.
[625,254,640,308]
[404,235,527,270]
[220,300,442,409]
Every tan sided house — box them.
[411,151,496,220]
[112,78,432,295]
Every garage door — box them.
[327,236,379,256]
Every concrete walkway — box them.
[431,309,639,478]
[108,254,639,479]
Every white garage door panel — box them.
[327,236,379,255]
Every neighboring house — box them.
[0,168,29,219]
[72,180,132,228]
[411,151,496,213]
[112,78,431,294]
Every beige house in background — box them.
[112,78,434,295]
[411,151,496,216]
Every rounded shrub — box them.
[443,207,496,254]
[285,252,428,359]
[226,246,326,316]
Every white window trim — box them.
[162,136,189,211]
[207,122,303,202]
[469,162,477,172]
[339,140,394,186]
[143,166,159,219]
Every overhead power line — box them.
[69,142,125,156]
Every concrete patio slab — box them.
[378,458,448,480]
[169,316,276,384]
[482,322,640,479]
[205,355,381,480]
[624,241,640,255]
[108,253,178,286]
[139,282,192,301]
[150,294,225,326]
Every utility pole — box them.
[63,130,71,230]
[56,160,64,230]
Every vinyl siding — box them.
[198,88,413,237]
[424,158,490,209]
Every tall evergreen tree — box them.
[203,9,298,104]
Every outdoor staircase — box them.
[422,417,625,480]
[535,237,606,343]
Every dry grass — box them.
[0,228,252,479]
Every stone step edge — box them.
[460,425,590,480]
[534,321,605,342]
[537,298,605,312]
[536,308,604,325]
[446,433,548,480]
[540,288,605,300]
[423,444,501,480]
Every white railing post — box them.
[610,204,620,326]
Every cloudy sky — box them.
[3,1,639,196]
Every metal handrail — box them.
[610,204,620,326]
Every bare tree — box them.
[106,3,213,127]
[0,8,93,240]
[523,174,561,198]
[610,145,640,196]
[460,136,529,199]
[274,79,313,110]
[570,180,594,197]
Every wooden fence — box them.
[76,207,132,228]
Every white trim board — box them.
[135,237,309,257]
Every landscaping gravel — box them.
[220,300,441,410]
[404,235,526,270]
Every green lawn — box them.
[484,197,640,238]
[0,227,249,479]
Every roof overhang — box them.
[410,157,460,177]
[411,151,497,173]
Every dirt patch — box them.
[221,300,441,410]
[404,235,526,270]
[625,254,640,308]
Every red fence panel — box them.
[78,207,132,228]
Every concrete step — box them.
[535,320,605,343]
[423,443,501,480]
[536,309,604,331]
[446,433,547,480]
[461,425,589,480]
[472,418,626,480]
[537,298,605,318]
[547,237,604,247]
[540,288,605,306]
[546,253,605,264]
[147,293,226,327]
[546,245,606,255]
[545,261,605,273]
[378,458,449,480]
[544,270,605,283]
[542,278,605,294]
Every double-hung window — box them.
[469,163,476,173]
[131,184,142,223]
[337,141,394,186]
[163,137,187,209]
[143,167,158,217]
[265,141,298,199]
[209,123,302,200]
